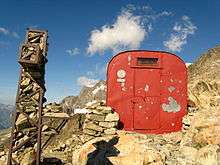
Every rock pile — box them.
[82,102,119,142]
[43,102,63,114]
[7,29,48,164]
[42,102,70,118]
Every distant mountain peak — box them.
[0,102,14,130]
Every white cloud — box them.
[164,35,186,52]
[11,32,19,38]
[125,4,172,21]
[66,48,80,56]
[124,4,151,12]
[0,27,9,35]
[77,76,99,87]
[158,11,172,17]
[87,10,147,55]
[164,15,197,52]
[87,5,173,55]
[0,27,19,38]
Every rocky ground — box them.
[0,46,220,164]
[188,45,220,109]
[71,104,220,165]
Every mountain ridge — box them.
[0,103,14,130]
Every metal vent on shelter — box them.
[137,57,159,66]
[107,50,187,134]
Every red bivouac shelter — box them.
[107,50,187,134]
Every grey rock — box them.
[15,114,29,130]
[84,122,103,132]
[104,128,117,135]
[105,112,119,122]
[86,114,105,122]
[83,129,97,136]
[99,121,117,128]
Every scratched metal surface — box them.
[107,50,187,134]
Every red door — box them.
[133,68,161,130]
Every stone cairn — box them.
[7,29,48,165]
[82,101,120,142]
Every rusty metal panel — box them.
[107,50,187,134]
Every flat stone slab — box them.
[43,113,70,118]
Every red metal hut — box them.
[107,50,187,134]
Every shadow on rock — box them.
[42,157,63,165]
[86,136,120,165]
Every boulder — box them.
[96,106,112,114]
[83,123,103,132]
[179,146,198,164]
[72,133,165,165]
[86,114,105,122]
[15,113,29,130]
[83,129,98,136]
[25,106,36,112]
[43,112,69,118]
[85,100,101,109]
[32,93,40,101]
[20,148,36,165]
[196,145,219,165]
[99,121,117,128]
[143,149,164,164]
[42,125,49,132]
[20,78,31,88]
[105,112,119,122]
[104,128,117,135]
[0,151,5,157]
[108,153,145,165]
[193,126,220,146]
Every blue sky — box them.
[0,0,220,104]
